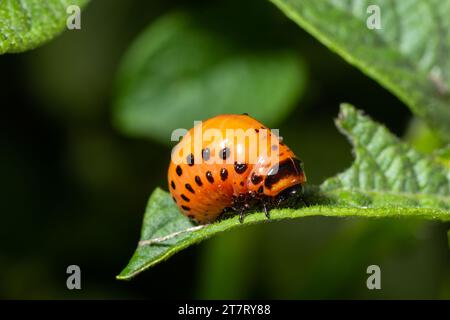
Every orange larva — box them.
[168,114,306,224]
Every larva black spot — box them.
[172,196,177,203]
[195,176,203,186]
[171,180,176,189]
[176,165,182,176]
[182,205,191,211]
[251,173,262,185]
[181,194,190,202]
[206,171,214,183]
[242,112,249,116]
[187,215,195,220]
[254,128,259,133]
[185,183,195,194]
[186,153,194,166]
[221,147,230,160]
[220,168,228,181]
[202,148,210,161]
[240,181,244,187]
[234,162,248,174]
[258,186,264,193]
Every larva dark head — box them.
[272,183,303,208]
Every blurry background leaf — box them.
[118,105,450,280]
[433,145,450,168]
[113,11,306,144]
[0,0,89,54]
[404,119,445,154]
[270,0,450,142]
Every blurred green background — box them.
[1,0,449,299]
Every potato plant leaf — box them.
[322,104,450,210]
[270,0,450,142]
[0,0,89,54]
[117,104,450,280]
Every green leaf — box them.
[270,0,450,142]
[113,11,306,144]
[434,145,450,168]
[117,189,449,280]
[0,0,89,54]
[117,104,450,280]
[322,104,450,209]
